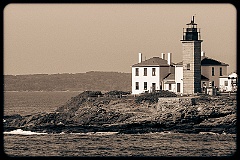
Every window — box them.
[224,81,228,86]
[135,68,139,76]
[169,84,172,90]
[144,82,147,90]
[233,80,237,85]
[212,67,215,76]
[187,64,190,70]
[202,82,206,87]
[220,67,223,76]
[209,81,212,87]
[212,81,215,87]
[135,82,139,90]
[152,68,156,76]
[144,68,147,76]
[177,83,180,92]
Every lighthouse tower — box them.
[181,16,203,94]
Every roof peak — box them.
[201,57,228,66]
[132,56,172,67]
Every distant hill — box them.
[4,71,132,92]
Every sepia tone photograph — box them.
[3,3,237,157]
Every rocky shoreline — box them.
[4,91,237,134]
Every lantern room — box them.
[182,16,201,41]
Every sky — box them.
[4,3,236,75]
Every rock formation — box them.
[4,91,236,134]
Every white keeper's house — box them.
[131,16,236,95]
[132,52,175,94]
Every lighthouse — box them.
[181,16,203,94]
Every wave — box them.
[199,131,235,135]
[159,131,172,135]
[94,132,119,135]
[199,132,219,135]
[4,129,118,136]
[4,129,47,135]
[70,132,118,136]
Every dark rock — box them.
[4,92,236,134]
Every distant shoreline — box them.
[4,71,132,92]
[4,90,83,92]
[3,71,132,76]
[3,90,113,93]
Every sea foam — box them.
[70,132,118,136]
[4,129,47,135]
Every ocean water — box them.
[4,131,236,157]
[4,91,80,116]
[3,91,237,157]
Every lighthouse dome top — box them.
[187,16,197,25]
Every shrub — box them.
[105,90,131,96]
[135,90,177,104]
[80,91,103,97]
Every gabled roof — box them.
[163,73,175,80]
[173,57,228,67]
[220,72,238,78]
[175,61,183,66]
[229,72,237,78]
[201,75,209,80]
[132,57,172,67]
[201,57,228,66]
[132,55,228,67]
[163,73,176,84]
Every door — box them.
[152,83,156,92]
[177,83,180,92]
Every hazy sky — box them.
[4,3,236,75]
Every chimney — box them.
[201,51,205,57]
[167,52,172,65]
[161,53,165,60]
[138,52,142,63]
